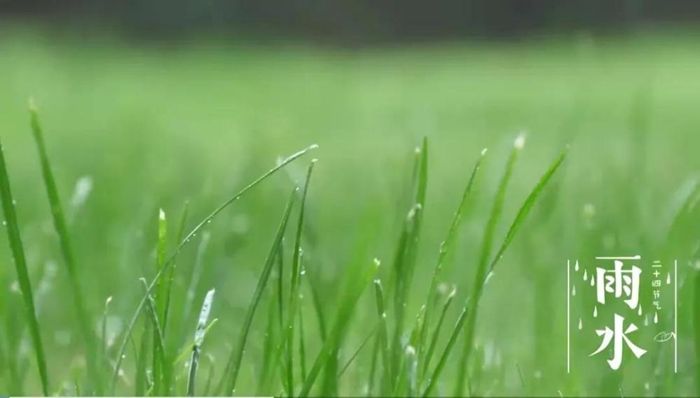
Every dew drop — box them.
[653,312,658,324]
[574,261,579,272]
[593,306,598,318]
[583,269,588,281]
[637,305,642,316]
[666,273,671,285]
[578,318,583,330]
[590,277,595,287]
[571,285,576,297]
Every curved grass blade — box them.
[455,134,524,396]
[422,301,469,397]
[221,188,297,395]
[299,258,380,397]
[422,286,457,377]
[419,148,485,371]
[457,140,567,396]
[0,139,50,395]
[110,144,316,392]
[487,147,568,274]
[29,103,99,392]
[187,288,216,396]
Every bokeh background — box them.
[1,1,699,396]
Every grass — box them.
[0,27,699,396]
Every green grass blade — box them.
[299,258,380,397]
[153,209,168,396]
[422,286,456,378]
[0,139,50,395]
[110,144,316,392]
[487,147,568,274]
[187,288,216,396]
[391,138,428,381]
[29,103,99,393]
[163,201,189,333]
[298,295,308,382]
[222,188,297,395]
[422,301,469,397]
[284,160,316,395]
[420,148,485,370]
[455,134,524,396]
[372,277,392,395]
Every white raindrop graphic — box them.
[637,305,642,316]
[653,312,659,324]
[666,272,671,285]
[593,306,598,318]
[578,318,583,330]
[574,261,579,272]
[571,285,576,297]
[644,315,649,326]
[590,277,595,287]
[583,269,588,281]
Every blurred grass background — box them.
[1,20,700,396]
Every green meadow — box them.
[0,27,699,396]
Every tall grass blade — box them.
[420,148,485,370]
[222,188,297,395]
[283,160,315,395]
[0,139,50,395]
[153,209,168,395]
[455,134,524,396]
[187,288,216,396]
[110,144,316,392]
[391,138,428,381]
[29,102,99,392]
[337,326,376,378]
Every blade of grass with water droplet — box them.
[187,288,215,396]
[0,139,50,396]
[419,148,485,376]
[110,144,316,392]
[390,138,428,384]
[455,134,524,396]
[220,188,297,395]
[372,277,391,395]
[153,209,168,395]
[282,161,315,395]
[299,257,380,397]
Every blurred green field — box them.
[1,27,699,396]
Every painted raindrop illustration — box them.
[575,261,579,272]
[583,269,588,281]
[637,304,642,316]
[593,305,598,318]
[653,311,658,324]
[644,315,649,326]
[666,272,671,285]
[590,277,595,287]
[571,285,576,297]
[578,318,583,330]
